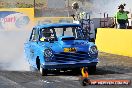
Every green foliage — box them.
[15,3,34,8]
[0,0,46,8]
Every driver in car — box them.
[40,29,54,41]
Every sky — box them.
[88,0,132,18]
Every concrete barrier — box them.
[96,28,132,57]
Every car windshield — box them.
[40,26,85,41]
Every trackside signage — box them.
[90,80,131,85]
[0,8,34,30]
[0,15,15,23]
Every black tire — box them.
[72,68,81,74]
[40,65,48,76]
[88,65,96,74]
[36,58,47,76]
[36,58,40,70]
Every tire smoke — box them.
[0,30,31,71]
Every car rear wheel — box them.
[72,68,81,74]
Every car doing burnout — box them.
[24,23,99,76]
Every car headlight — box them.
[89,46,98,55]
[44,49,53,58]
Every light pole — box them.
[34,0,36,16]
[67,0,70,17]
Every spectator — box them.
[114,4,129,29]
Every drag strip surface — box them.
[0,52,132,88]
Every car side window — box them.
[30,28,38,41]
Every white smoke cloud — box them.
[0,30,31,71]
[82,0,132,18]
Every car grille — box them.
[54,51,92,63]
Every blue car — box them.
[24,23,99,76]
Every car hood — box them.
[38,37,94,53]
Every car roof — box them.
[34,23,81,29]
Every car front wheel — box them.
[40,65,47,76]
[88,65,96,74]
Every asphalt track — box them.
[0,53,132,88]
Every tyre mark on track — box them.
[0,75,26,88]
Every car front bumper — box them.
[41,58,99,69]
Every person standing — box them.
[115,4,129,29]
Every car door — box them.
[27,28,39,66]
[24,29,35,64]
